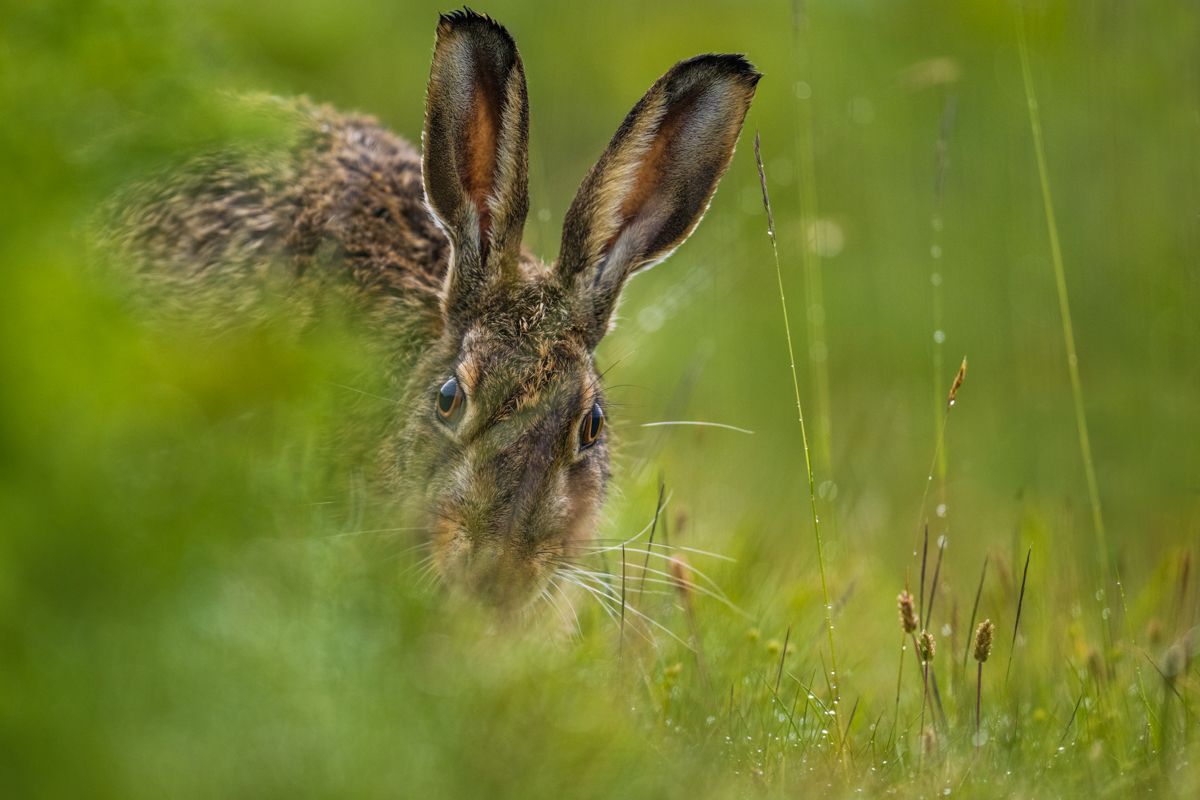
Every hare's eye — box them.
[578,403,605,450]
[436,377,466,422]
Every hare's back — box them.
[292,103,451,295]
[101,98,450,318]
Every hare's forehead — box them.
[457,324,597,407]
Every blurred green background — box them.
[2,0,1198,796]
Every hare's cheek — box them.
[561,462,605,546]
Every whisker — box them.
[540,581,575,633]
[586,490,675,554]
[640,420,755,435]
[559,575,659,649]
[558,576,619,625]
[618,557,731,595]
[558,568,694,652]
[546,577,584,636]
[557,552,741,616]
[608,563,746,617]
[325,526,431,539]
[558,566,673,598]
[327,381,399,405]
[578,540,734,563]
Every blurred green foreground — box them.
[1,1,1198,797]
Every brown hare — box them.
[103,9,759,608]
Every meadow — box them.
[1,0,1198,796]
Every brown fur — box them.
[96,10,758,609]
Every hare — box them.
[102,10,759,608]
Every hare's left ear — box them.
[423,10,529,313]
[557,54,759,346]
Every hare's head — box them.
[396,10,757,609]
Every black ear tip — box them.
[437,7,517,49]
[674,53,762,89]
[715,54,763,86]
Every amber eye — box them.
[578,403,605,450]
[436,376,465,422]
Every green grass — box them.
[2,0,1199,797]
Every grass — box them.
[2,0,1199,798]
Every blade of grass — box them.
[926,536,945,626]
[788,0,834,480]
[929,94,957,536]
[1005,547,1032,687]
[1018,7,1154,739]
[919,525,929,623]
[755,133,841,725]
[637,479,666,602]
[962,555,990,676]
[1016,7,1108,579]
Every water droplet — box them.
[806,218,844,258]
[849,96,875,125]
[933,329,946,344]
[638,305,666,332]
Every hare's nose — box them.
[504,458,566,538]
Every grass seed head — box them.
[921,726,937,755]
[1146,618,1163,647]
[1163,640,1189,681]
[668,555,696,609]
[973,618,995,663]
[947,356,968,408]
[898,590,919,634]
[919,629,936,663]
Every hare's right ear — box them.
[557,54,759,346]
[423,10,529,314]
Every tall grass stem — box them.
[1016,10,1109,579]
[754,132,841,721]
[788,1,834,481]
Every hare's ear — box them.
[557,54,759,345]
[423,10,529,310]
